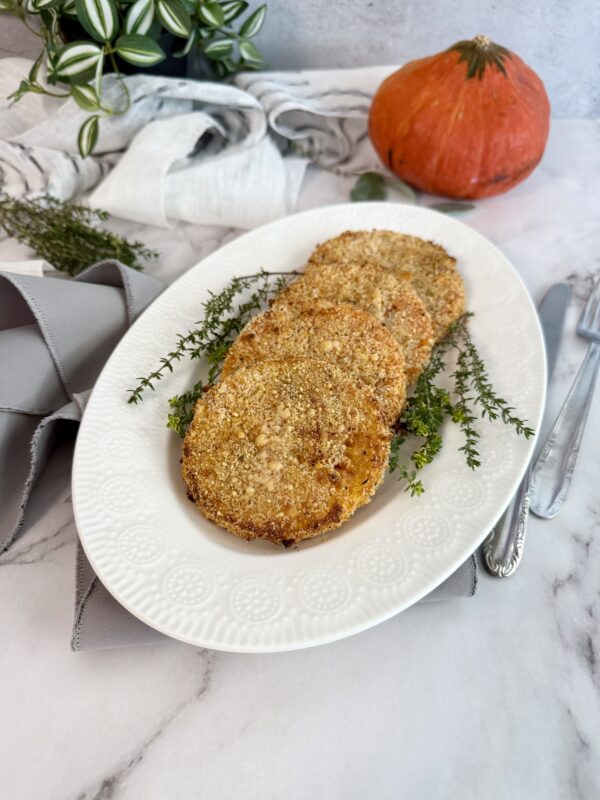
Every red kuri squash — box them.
[368,36,551,199]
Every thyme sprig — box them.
[129,277,534,490]
[127,270,299,436]
[389,312,534,494]
[0,194,156,276]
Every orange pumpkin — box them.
[368,36,551,199]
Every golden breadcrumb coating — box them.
[182,358,391,545]
[274,261,434,383]
[308,230,465,340]
[221,303,406,424]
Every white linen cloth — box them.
[0,59,393,229]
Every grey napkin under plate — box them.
[72,546,479,651]
[0,264,479,651]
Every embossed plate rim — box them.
[72,203,546,652]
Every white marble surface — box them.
[1,119,600,800]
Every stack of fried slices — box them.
[182,231,465,546]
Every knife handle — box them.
[482,465,531,577]
[529,340,600,518]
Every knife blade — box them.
[482,282,570,577]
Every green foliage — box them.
[0,194,157,275]
[389,313,534,494]
[127,270,300,435]
[128,273,534,502]
[349,173,475,212]
[4,0,268,156]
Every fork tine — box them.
[577,275,600,337]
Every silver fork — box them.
[530,276,600,518]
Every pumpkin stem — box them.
[450,35,511,80]
[472,34,492,48]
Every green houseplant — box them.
[1,0,267,155]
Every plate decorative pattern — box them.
[72,203,546,652]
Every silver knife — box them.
[482,282,570,577]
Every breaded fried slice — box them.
[221,303,406,425]
[182,358,391,545]
[308,230,465,340]
[274,262,434,384]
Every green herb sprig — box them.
[128,270,299,435]
[389,313,534,494]
[128,276,534,488]
[0,194,156,276]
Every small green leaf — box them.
[115,34,166,66]
[8,81,33,105]
[429,202,476,213]
[385,177,418,203]
[54,41,103,78]
[32,0,63,9]
[197,1,224,27]
[156,0,191,37]
[125,0,155,34]
[239,3,266,37]
[220,0,247,22]
[77,114,100,157]
[239,39,263,65]
[203,37,234,59]
[173,27,198,57]
[350,172,387,202]
[75,0,118,42]
[28,53,44,84]
[71,83,101,111]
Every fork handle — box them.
[530,340,600,518]
[482,465,531,577]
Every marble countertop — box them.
[1,119,599,800]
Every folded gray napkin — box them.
[72,545,479,651]
[0,264,478,651]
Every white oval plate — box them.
[72,203,545,652]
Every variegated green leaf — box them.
[77,115,99,157]
[76,0,118,42]
[239,3,266,38]
[62,0,78,12]
[197,1,224,27]
[220,0,247,23]
[71,83,101,111]
[239,39,263,65]
[28,53,44,84]
[173,28,198,57]
[54,41,103,78]
[32,0,63,10]
[203,37,233,60]
[156,0,191,37]
[125,0,155,34]
[115,34,166,66]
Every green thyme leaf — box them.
[127,270,300,434]
[0,194,157,276]
[389,313,533,492]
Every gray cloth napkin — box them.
[0,265,478,651]
[72,546,479,651]
[0,262,163,553]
